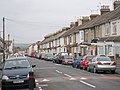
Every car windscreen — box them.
[4,59,31,69]
[85,56,94,61]
[97,57,111,61]
[64,55,73,59]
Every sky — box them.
[0,0,114,44]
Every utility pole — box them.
[3,17,5,62]
[8,34,10,53]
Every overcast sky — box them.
[0,0,114,44]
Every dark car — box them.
[45,54,55,61]
[72,56,83,68]
[55,52,68,63]
[0,57,36,90]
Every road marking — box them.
[101,74,105,76]
[39,84,48,87]
[56,70,63,74]
[80,80,96,88]
[64,74,72,77]
[42,78,50,82]
[38,87,43,90]
[70,77,76,80]
[55,64,61,65]
[81,77,87,80]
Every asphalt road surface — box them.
[1,57,120,90]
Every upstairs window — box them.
[112,22,117,35]
[73,33,76,43]
[68,35,72,44]
[105,23,110,36]
[81,31,84,40]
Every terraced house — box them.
[29,0,120,59]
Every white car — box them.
[87,55,116,74]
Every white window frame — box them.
[112,22,117,35]
[105,23,110,35]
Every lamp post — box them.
[3,17,5,62]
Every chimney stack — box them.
[90,14,99,20]
[100,5,110,15]
[114,0,120,9]
[75,21,78,27]
[70,22,75,28]
[77,18,82,26]
[82,16,90,24]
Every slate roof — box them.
[61,26,77,37]
[40,6,120,44]
[78,6,120,30]
[40,30,66,44]
[98,36,120,42]
[94,6,120,26]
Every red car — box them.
[62,55,74,65]
[80,55,95,70]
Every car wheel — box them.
[34,83,36,88]
[111,70,115,74]
[53,60,54,63]
[1,86,6,90]
[72,64,75,68]
[75,65,78,68]
[87,67,90,72]
[83,66,86,70]
[93,67,98,73]
[80,66,82,69]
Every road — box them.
[1,57,120,90]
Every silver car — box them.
[87,55,116,74]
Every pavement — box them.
[116,69,120,74]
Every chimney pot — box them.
[100,5,110,15]
[114,0,120,9]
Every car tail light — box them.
[97,61,102,65]
[112,61,116,65]
[85,61,89,64]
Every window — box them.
[81,31,84,40]
[97,57,111,61]
[108,45,112,55]
[55,39,57,46]
[99,46,104,55]
[105,23,110,35]
[95,26,100,38]
[68,35,72,43]
[73,33,76,43]
[112,22,117,35]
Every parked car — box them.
[41,53,46,60]
[0,57,36,90]
[80,55,95,70]
[45,54,55,61]
[72,56,83,68]
[30,52,36,57]
[87,55,116,73]
[52,55,58,63]
[62,55,74,65]
[55,52,69,63]
[35,52,41,59]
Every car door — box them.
[90,57,96,70]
